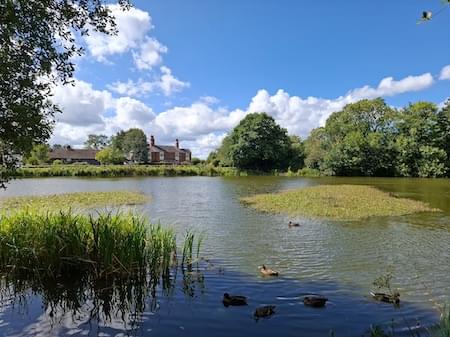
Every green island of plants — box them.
[0,191,149,212]
[241,184,438,220]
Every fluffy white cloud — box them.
[133,38,167,70]
[84,5,153,62]
[439,65,450,80]
[158,66,190,96]
[50,71,438,158]
[108,66,189,97]
[52,80,113,126]
[347,73,434,100]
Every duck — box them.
[288,221,300,227]
[370,291,400,305]
[258,265,279,276]
[254,305,276,319]
[222,293,248,306]
[303,295,328,308]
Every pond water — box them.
[1,176,450,337]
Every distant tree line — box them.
[208,99,450,178]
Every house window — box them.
[160,152,164,160]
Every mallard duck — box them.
[254,305,276,319]
[288,221,300,227]
[370,291,400,305]
[223,293,247,306]
[258,265,279,276]
[303,295,328,307]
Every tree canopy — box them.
[0,0,129,187]
[111,128,148,163]
[209,113,302,171]
[84,134,110,150]
[303,98,450,178]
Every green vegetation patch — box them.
[0,210,202,278]
[0,191,149,211]
[241,184,438,220]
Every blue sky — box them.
[52,0,450,157]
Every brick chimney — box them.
[175,138,179,149]
[150,135,155,146]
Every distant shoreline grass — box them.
[0,191,149,212]
[241,184,439,220]
[14,164,244,177]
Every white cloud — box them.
[347,73,434,100]
[52,80,113,126]
[133,38,167,70]
[84,5,153,62]
[50,71,439,158]
[439,65,450,80]
[108,66,189,97]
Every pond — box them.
[1,176,450,337]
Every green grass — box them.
[0,210,201,279]
[241,184,438,220]
[15,164,243,177]
[0,191,149,212]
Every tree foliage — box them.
[95,147,125,165]
[25,144,50,165]
[210,113,302,171]
[304,98,450,178]
[84,134,110,150]
[111,128,148,163]
[0,0,129,187]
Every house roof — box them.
[150,145,191,153]
[49,148,99,160]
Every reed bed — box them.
[0,191,149,212]
[15,164,243,177]
[241,184,438,220]
[0,210,201,279]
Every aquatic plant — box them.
[0,191,149,212]
[241,184,439,220]
[0,210,201,279]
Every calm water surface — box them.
[1,176,449,337]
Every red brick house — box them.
[148,136,191,164]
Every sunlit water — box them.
[1,176,449,337]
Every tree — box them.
[215,113,291,171]
[25,144,50,165]
[394,102,448,177]
[95,147,125,165]
[111,128,148,163]
[84,134,109,150]
[0,0,129,187]
[286,135,305,171]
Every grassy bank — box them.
[0,210,201,278]
[0,191,149,211]
[15,164,244,177]
[241,184,438,220]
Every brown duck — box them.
[288,221,300,227]
[303,296,328,307]
[258,265,279,276]
[223,293,248,306]
[254,305,276,319]
[370,291,400,305]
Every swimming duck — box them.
[288,221,300,227]
[254,305,276,319]
[303,296,328,307]
[370,291,400,305]
[258,265,279,276]
[222,293,248,306]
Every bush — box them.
[52,159,63,165]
